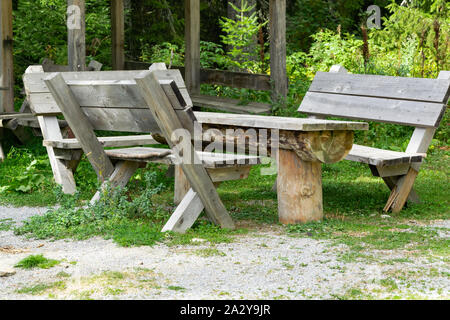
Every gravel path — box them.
[0,206,448,300]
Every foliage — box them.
[220,0,268,72]
[15,170,166,243]
[15,254,61,269]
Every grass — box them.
[0,218,14,231]
[16,281,66,295]
[15,254,61,270]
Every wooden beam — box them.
[185,0,200,94]
[269,0,287,107]
[0,0,14,113]
[135,71,235,229]
[111,0,125,70]
[67,0,86,71]
[44,73,115,181]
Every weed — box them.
[15,254,61,270]
[16,281,66,295]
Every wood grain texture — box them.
[185,0,200,94]
[269,0,288,106]
[162,188,204,233]
[299,91,446,128]
[1,0,14,113]
[346,144,424,166]
[308,72,450,103]
[43,135,159,149]
[111,0,125,70]
[67,0,86,71]
[277,149,323,224]
[196,111,368,131]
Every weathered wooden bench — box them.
[25,64,261,232]
[298,65,450,213]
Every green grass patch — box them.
[16,281,66,295]
[194,248,227,257]
[15,254,61,270]
[0,218,14,231]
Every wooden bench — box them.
[24,64,261,232]
[298,65,450,213]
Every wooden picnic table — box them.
[195,112,369,224]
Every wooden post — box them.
[111,0,125,70]
[269,0,287,108]
[174,165,191,205]
[185,0,200,95]
[67,0,86,71]
[277,149,323,224]
[0,0,14,113]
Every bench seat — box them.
[192,94,271,115]
[43,135,158,149]
[105,147,262,168]
[346,144,424,167]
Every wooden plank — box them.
[81,108,160,133]
[308,72,450,103]
[386,168,419,213]
[185,0,201,94]
[299,91,446,128]
[0,0,14,112]
[23,69,187,93]
[162,188,204,233]
[195,111,368,131]
[45,73,115,180]
[43,135,159,149]
[277,148,323,224]
[135,71,234,229]
[191,94,271,115]
[174,165,191,205]
[105,147,171,161]
[111,0,125,70]
[269,0,288,106]
[24,70,192,115]
[346,144,423,166]
[37,116,77,194]
[67,0,86,71]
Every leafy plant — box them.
[0,157,50,194]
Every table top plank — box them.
[194,112,368,131]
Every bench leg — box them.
[277,149,323,224]
[174,165,190,205]
[382,176,420,204]
[47,149,77,195]
[90,161,140,204]
[383,168,419,213]
[162,188,205,233]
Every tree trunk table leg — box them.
[277,148,323,224]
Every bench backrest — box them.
[23,65,189,134]
[298,67,450,128]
